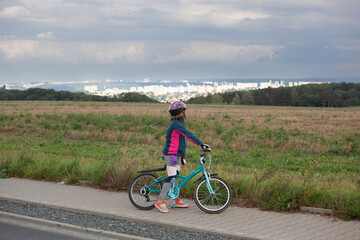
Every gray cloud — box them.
[0,0,359,83]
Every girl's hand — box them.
[181,157,186,167]
[200,143,210,150]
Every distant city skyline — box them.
[1,1,360,84]
[91,79,329,102]
[4,78,340,103]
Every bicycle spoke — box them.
[194,177,231,213]
[129,174,162,210]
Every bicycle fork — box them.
[203,171,215,196]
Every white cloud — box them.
[0,35,16,39]
[0,40,62,60]
[0,5,32,18]
[336,44,360,52]
[0,40,283,65]
[18,0,67,10]
[157,42,284,63]
[100,1,270,27]
[172,3,270,27]
[36,31,54,39]
[78,42,146,63]
[0,40,145,63]
[107,19,135,26]
[0,1,94,26]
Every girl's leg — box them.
[157,155,181,200]
[155,156,181,213]
[171,162,189,208]
[174,164,180,200]
[156,156,189,210]
[158,164,178,200]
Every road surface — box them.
[0,211,149,240]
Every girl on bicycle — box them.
[155,100,209,213]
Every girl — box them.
[155,101,209,213]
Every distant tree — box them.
[222,92,236,103]
[240,91,254,105]
[0,86,6,100]
[0,88,158,103]
[117,92,158,103]
[298,92,318,107]
[186,96,208,104]
[211,94,223,104]
[344,97,360,106]
[272,87,291,106]
[232,93,241,105]
[290,88,300,106]
[253,88,271,105]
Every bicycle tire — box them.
[128,173,162,210]
[193,176,232,214]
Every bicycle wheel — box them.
[128,173,162,210]
[194,176,232,214]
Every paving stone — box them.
[1,178,359,240]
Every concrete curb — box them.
[236,198,335,216]
[300,206,334,215]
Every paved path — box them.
[0,178,359,240]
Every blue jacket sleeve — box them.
[173,121,202,145]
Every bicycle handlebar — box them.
[200,148,211,158]
[199,148,212,171]
[201,143,210,151]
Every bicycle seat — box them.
[137,164,166,173]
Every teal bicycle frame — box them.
[145,152,215,196]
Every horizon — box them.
[3,77,360,85]
[4,77,360,85]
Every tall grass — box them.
[0,101,360,219]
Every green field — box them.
[0,101,359,219]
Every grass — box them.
[0,101,360,219]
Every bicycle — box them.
[128,148,232,214]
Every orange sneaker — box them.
[155,200,170,213]
[172,199,189,208]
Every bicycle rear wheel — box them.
[194,176,232,214]
[128,173,162,210]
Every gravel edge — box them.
[0,200,243,240]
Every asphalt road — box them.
[0,212,148,240]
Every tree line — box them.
[0,87,159,103]
[186,83,360,107]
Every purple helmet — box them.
[168,101,187,116]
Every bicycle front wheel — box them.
[128,173,162,210]
[194,176,232,214]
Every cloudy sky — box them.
[0,0,359,83]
